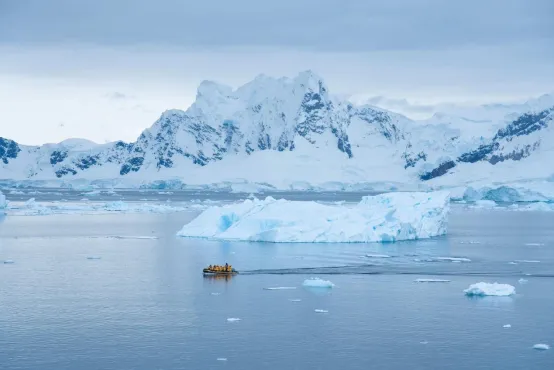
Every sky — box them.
[0,0,553,145]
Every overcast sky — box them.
[1,0,553,145]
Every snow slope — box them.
[1,72,553,191]
[176,191,450,243]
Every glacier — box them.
[176,191,450,243]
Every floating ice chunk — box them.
[474,200,497,208]
[464,282,516,297]
[3,259,14,264]
[508,261,518,265]
[435,257,471,262]
[515,260,541,263]
[210,293,221,296]
[302,278,335,288]
[459,241,481,244]
[420,341,429,345]
[86,256,101,260]
[314,309,328,313]
[176,191,450,243]
[216,358,227,361]
[503,324,511,328]
[364,254,392,258]
[415,278,451,283]
[533,344,549,350]
[525,243,545,246]
[226,318,241,322]
[0,191,5,210]
[8,190,25,195]
[108,235,158,240]
[83,190,101,196]
[289,299,302,302]
[518,278,528,284]
[263,287,297,290]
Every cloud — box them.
[1,0,552,52]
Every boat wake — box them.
[240,264,554,278]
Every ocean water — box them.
[0,194,553,369]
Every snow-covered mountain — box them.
[1,71,553,189]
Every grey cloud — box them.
[1,0,553,52]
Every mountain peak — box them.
[196,80,233,100]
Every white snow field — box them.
[176,191,450,243]
[463,282,516,297]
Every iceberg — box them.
[302,278,335,288]
[503,324,511,328]
[464,282,516,297]
[314,309,328,313]
[226,318,241,322]
[176,191,450,243]
[0,190,6,211]
[533,344,550,351]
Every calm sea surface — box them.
[0,191,553,369]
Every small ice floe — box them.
[459,241,481,244]
[518,278,528,284]
[263,287,297,290]
[86,256,102,260]
[3,259,15,264]
[435,257,471,262]
[289,299,302,302]
[415,278,451,283]
[226,318,241,322]
[210,293,221,296]
[364,254,392,258]
[420,341,429,345]
[314,309,328,313]
[525,243,545,246]
[508,262,518,265]
[533,344,550,351]
[109,235,158,240]
[302,278,335,288]
[464,282,515,297]
[514,260,541,263]
[216,358,227,361]
[503,324,511,328]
